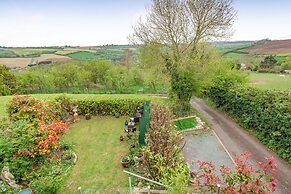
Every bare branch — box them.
[131,0,237,62]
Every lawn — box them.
[174,117,198,131]
[59,117,129,194]
[249,72,291,90]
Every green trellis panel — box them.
[139,101,150,145]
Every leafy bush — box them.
[53,95,76,119]
[171,71,196,116]
[0,95,73,193]
[260,55,277,69]
[76,98,145,116]
[27,159,73,194]
[7,95,55,123]
[141,103,189,190]
[0,65,19,96]
[0,119,35,181]
[191,152,277,193]
[205,76,291,162]
[281,60,291,71]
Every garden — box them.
[0,94,278,193]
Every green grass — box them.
[249,72,291,90]
[10,48,57,57]
[174,117,198,131]
[58,117,129,193]
[67,51,98,59]
[0,49,17,57]
[0,94,168,118]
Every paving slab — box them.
[182,133,233,172]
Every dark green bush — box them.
[205,76,291,162]
[77,99,144,116]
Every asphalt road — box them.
[191,97,291,194]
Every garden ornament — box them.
[0,166,19,188]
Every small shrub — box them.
[141,103,189,190]
[53,95,75,119]
[191,152,277,193]
[7,95,55,123]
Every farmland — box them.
[244,39,291,54]
[217,39,291,65]
[249,72,291,90]
[0,45,138,69]
[0,54,71,68]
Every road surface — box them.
[191,97,291,194]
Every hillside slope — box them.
[244,39,291,54]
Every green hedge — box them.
[68,95,168,116]
[205,77,291,162]
[77,99,144,116]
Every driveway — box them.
[191,97,291,194]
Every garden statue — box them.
[72,105,79,122]
[0,166,18,188]
[128,118,135,129]
[134,106,142,122]
[128,118,137,132]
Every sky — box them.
[0,0,291,47]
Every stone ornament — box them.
[0,166,19,188]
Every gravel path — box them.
[191,97,291,194]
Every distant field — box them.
[67,51,97,59]
[0,57,32,68]
[218,40,291,65]
[244,39,291,54]
[55,48,96,55]
[249,72,291,90]
[0,46,138,67]
[10,48,57,57]
[36,54,70,62]
[0,49,17,57]
[0,54,71,68]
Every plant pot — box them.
[85,114,91,120]
[120,135,124,141]
[19,180,30,187]
[121,156,131,168]
[134,152,144,162]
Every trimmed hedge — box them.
[77,99,144,116]
[205,77,291,162]
[54,95,169,116]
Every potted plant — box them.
[85,113,91,120]
[134,152,144,162]
[121,156,131,168]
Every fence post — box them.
[129,176,132,194]
[78,186,82,194]
[217,184,221,194]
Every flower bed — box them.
[0,95,74,193]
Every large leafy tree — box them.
[131,0,237,109]
[0,65,19,95]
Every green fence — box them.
[139,101,150,145]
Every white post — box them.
[78,186,82,194]
[129,176,132,194]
